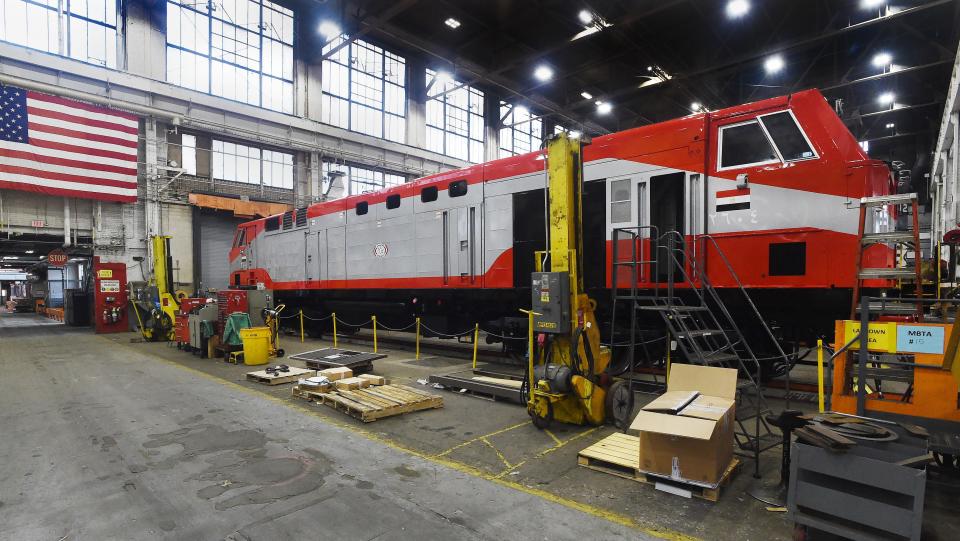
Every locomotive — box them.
[228,89,895,354]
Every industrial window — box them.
[321,36,406,143]
[165,0,294,113]
[499,101,543,158]
[759,111,816,162]
[421,186,438,202]
[718,120,779,170]
[265,215,280,231]
[448,180,468,197]
[212,139,294,189]
[386,194,401,209]
[0,0,118,67]
[425,69,485,163]
[768,242,806,276]
[610,179,631,223]
[355,201,369,215]
[322,162,406,196]
[180,134,198,175]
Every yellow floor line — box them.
[433,421,529,458]
[105,336,699,541]
[480,436,513,469]
[543,429,563,446]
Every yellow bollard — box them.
[472,323,479,370]
[299,309,305,343]
[519,309,539,406]
[415,317,421,361]
[372,315,378,353]
[665,331,671,381]
[332,312,338,348]
[817,339,825,413]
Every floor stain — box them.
[143,425,266,468]
[178,414,204,425]
[158,519,176,532]
[194,455,331,510]
[355,479,374,490]
[393,465,421,478]
[100,436,117,452]
[128,464,147,474]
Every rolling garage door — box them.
[197,210,244,291]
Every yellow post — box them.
[817,339,825,413]
[332,312,338,348]
[472,323,479,370]
[372,315,378,353]
[299,309,305,343]
[665,331,671,381]
[520,309,538,403]
[415,317,421,361]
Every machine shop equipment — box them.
[93,257,128,334]
[523,132,620,428]
[131,236,181,341]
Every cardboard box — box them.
[358,374,386,386]
[319,367,353,381]
[629,364,737,486]
[335,376,369,391]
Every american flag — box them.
[0,85,139,203]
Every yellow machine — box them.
[132,235,180,341]
[525,133,614,428]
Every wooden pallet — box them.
[312,384,443,422]
[577,433,740,502]
[292,384,331,400]
[245,366,315,385]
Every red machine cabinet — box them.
[93,257,129,333]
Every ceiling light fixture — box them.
[569,130,582,139]
[444,17,461,29]
[878,92,895,105]
[533,65,554,82]
[885,123,895,129]
[691,102,701,112]
[434,70,453,86]
[4,256,18,260]
[318,21,341,41]
[872,52,892,68]
[725,0,750,19]
[764,54,785,74]
[596,101,612,115]
[580,91,593,100]
[861,0,885,9]
[24,250,34,254]
[578,10,593,25]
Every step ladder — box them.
[610,229,786,476]
[850,193,923,319]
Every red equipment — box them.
[175,297,207,347]
[93,257,128,334]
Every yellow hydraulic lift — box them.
[525,132,615,428]
[132,235,181,341]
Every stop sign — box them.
[47,249,68,267]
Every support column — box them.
[406,58,427,150]
[483,90,501,162]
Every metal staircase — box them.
[611,228,788,476]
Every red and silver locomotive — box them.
[229,89,895,347]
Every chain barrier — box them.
[479,328,528,341]
[335,316,374,328]
[418,321,476,339]
[302,313,333,322]
[376,321,418,332]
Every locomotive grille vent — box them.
[282,211,293,230]
[295,207,307,227]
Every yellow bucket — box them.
[239,327,272,365]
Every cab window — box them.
[759,111,815,161]
[719,120,779,169]
[233,229,246,247]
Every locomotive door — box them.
[649,171,686,282]
[305,231,321,281]
[453,206,478,283]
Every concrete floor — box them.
[2,312,958,540]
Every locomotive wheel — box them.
[605,380,634,430]
[529,399,553,430]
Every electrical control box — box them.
[531,272,570,334]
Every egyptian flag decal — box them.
[716,188,751,212]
